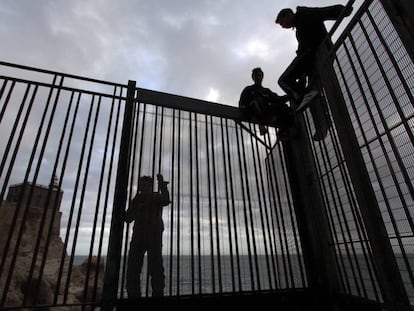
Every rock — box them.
[0,190,104,309]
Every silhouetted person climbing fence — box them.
[276,4,353,112]
[239,67,292,139]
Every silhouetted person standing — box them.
[276,4,353,112]
[239,67,292,138]
[125,174,170,298]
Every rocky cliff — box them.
[0,201,104,310]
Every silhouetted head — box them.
[276,8,295,29]
[251,67,263,85]
[138,176,153,192]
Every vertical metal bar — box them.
[258,141,279,290]
[102,80,136,311]
[282,142,307,288]
[220,118,236,292]
[189,112,195,295]
[249,123,271,290]
[227,120,242,292]
[235,123,255,291]
[195,114,202,294]
[157,107,165,176]
[276,146,295,289]
[136,104,146,185]
[176,109,181,295]
[151,106,159,178]
[121,95,138,299]
[0,84,31,179]
[281,141,306,288]
[142,104,160,297]
[168,109,175,296]
[264,140,285,290]
[204,114,215,293]
[268,140,294,290]
[282,111,340,308]
[0,80,15,124]
[241,124,261,291]
[0,79,8,107]
[210,115,222,293]
[263,142,280,289]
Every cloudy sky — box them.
[1,0,362,107]
[0,0,366,257]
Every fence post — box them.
[283,123,340,309]
[317,45,410,310]
[101,80,136,310]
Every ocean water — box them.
[122,254,304,297]
[74,254,306,295]
[74,254,414,303]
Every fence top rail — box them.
[136,87,247,121]
[0,74,127,101]
[0,61,247,121]
[0,60,128,88]
[332,0,375,51]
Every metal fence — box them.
[0,62,306,310]
[0,63,127,309]
[110,90,307,300]
[302,0,414,307]
[1,0,414,309]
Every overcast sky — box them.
[0,0,365,257]
[1,0,362,107]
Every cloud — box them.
[0,0,365,257]
[0,0,363,106]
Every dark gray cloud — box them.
[1,0,362,106]
[0,0,363,255]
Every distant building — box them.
[6,181,63,210]
[0,181,64,246]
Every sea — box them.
[74,254,305,296]
[74,254,414,303]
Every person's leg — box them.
[269,99,293,130]
[295,67,320,112]
[148,232,165,297]
[268,101,294,141]
[126,235,146,298]
[278,52,312,102]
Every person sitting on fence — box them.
[276,4,353,112]
[239,67,292,138]
[125,174,170,298]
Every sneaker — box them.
[295,90,319,113]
